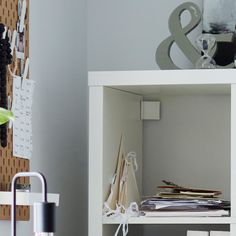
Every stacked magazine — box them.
[140,181,230,217]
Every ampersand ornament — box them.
[156,2,202,70]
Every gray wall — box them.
[143,94,230,200]
[0,0,87,235]
[88,0,203,71]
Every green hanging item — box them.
[0,108,14,125]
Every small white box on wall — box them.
[210,231,230,236]
[141,101,160,120]
[187,231,209,236]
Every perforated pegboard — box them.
[0,0,30,221]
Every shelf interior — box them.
[102,86,231,236]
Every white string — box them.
[125,152,138,171]
[103,202,139,236]
[103,151,139,236]
[120,152,138,184]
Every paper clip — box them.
[23,58,29,80]
[2,26,7,39]
[19,0,27,33]
[21,58,30,88]
[10,30,17,55]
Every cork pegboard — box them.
[0,0,30,221]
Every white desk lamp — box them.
[11,172,56,236]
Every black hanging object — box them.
[0,23,12,148]
[213,25,236,67]
[202,39,208,51]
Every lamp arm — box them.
[11,172,48,236]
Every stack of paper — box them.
[157,181,222,199]
[140,181,230,217]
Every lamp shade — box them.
[34,202,56,234]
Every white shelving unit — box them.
[88,69,236,236]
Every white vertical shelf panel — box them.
[231,84,236,217]
[231,84,236,236]
[89,86,104,236]
[230,224,236,236]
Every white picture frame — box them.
[203,0,236,33]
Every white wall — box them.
[0,0,87,235]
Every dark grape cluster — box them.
[0,23,13,148]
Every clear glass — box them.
[34,233,54,236]
[195,34,217,69]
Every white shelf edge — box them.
[88,69,236,87]
[103,217,236,225]
[0,191,60,206]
